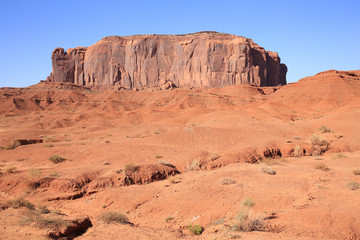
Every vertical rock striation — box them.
[47,32,287,88]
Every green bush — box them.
[188,224,204,235]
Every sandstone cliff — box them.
[47,31,287,89]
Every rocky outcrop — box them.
[47,31,287,88]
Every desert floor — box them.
[0,70,359,239]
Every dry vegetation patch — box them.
[311,135,330,156]
[315,163,330,171]
[347,182,360,190]
[49,155,66,164]
[99,211,129,224]
[319,126,331,133]
[233,198,265,232]
[261,166,276,175]
[220,178,236,185]
[124,163,138,172]
[7,197,35,210]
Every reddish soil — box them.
[0,70,359,239]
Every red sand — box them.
[0,70,359,239]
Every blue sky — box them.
[0,0,359,87]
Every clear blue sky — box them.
[0,0,359,87]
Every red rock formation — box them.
[47,32,287,88]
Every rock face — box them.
[47,31,287,88]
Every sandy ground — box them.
[0,70,359,239]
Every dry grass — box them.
[233,211,265,232]
[293,145,302,157]
[124,163,138,172]
[100,211,129,224]
[48,155,65,164]
[186,160,200,171]
[220,178,236,185]
[333,153,347,159]
[165,216,173,222]
[158,160,176,168]
[242,198,255,208]
[210,153,220,161]
[7,197,35,210]
[315,163,330,171]
[233,198,265,232]
[261,166,276,175]
[5,140,21,150]
[168,175,181,184]
[311,135,330,156]
[319,125,331,133]
[20,210,67,230]
[6,166,16,173]
[262,158,286,166]
[44,143,54,148]
[347,182,360,190]
[49,171,60,177]
[29,168,41,178]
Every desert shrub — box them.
[48,155,65,164]
[168,175,180,184]
[153,131,160,135]
[319,126,331,133]
[158,160,176,168]
[353,169,360,175]
[233,198,265,232]
[49,171,60,177]
[188,224,204,235]
[220,178,236,185]
[347,182,360,190]
[44,143,54,148]
[233,211,265,232]
[165,216,173,222]
[333,153,347,159]
[262,158,286,166]
[37,205,50,214]
[155,154,162,159]
[124,163,138,172]
[6,166,16,173]
[186,160,200,171]
[315,163,330,171]
[242,198,255,208]
[261,166,276,175]
[310,135,330,156]
[37,216,67,229]
[105,140,110,144]
[29,168,41,178]
[7,197,35,210]
[43,135,57,143]
[294,145,302,157]
[5,140,21,150]
[28,181,40,190]
[100,211,129,224]
[210,153,220,161]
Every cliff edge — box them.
[47,31,287,89]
